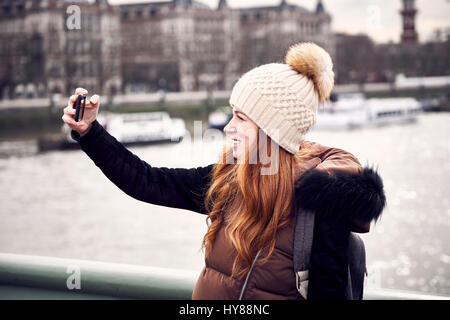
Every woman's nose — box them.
[223,119,236,135]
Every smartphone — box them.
[73,94,86,122]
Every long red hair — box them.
[202,132,321,278]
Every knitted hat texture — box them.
[229,42,334,154]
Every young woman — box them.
[62,42,386,300]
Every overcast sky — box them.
[108,0,450,43]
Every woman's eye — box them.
[237,114,244,120]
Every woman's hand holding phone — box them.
[62,87,100,136]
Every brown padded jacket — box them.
[191,140,364,300]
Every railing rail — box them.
[0,253,448,300]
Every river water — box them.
[0,112,449,296]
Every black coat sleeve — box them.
[294,169,356,300]
[296,167,385,300]
[71,120,214,214]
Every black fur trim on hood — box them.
[294,167,386,223]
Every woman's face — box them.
[223,105,259,161]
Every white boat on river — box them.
[61,111,186,145]
[315,93,422,130]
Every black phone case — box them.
[74,95,86,122]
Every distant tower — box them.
[316,0,325,14]
[400,0,418,44]
[279,0,289,11]
[218,0,228,10]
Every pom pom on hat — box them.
[285,42,334,103]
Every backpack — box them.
[293,209,366,300]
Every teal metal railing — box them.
[0,253,448,300]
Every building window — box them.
[2,5,11,15]
[17,4,25,13]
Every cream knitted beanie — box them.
[229,42,334,154]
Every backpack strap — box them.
[293,208,367,300]
[293,209,315,300]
